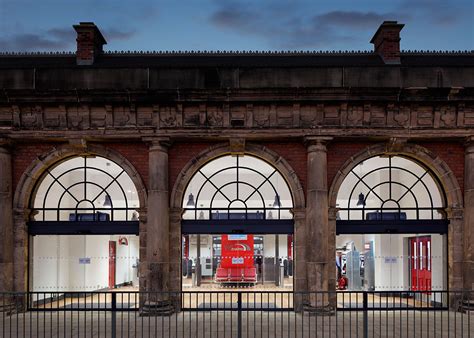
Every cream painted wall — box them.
[32,235,139,293]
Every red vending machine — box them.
[215,235,257,284]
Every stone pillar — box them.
[0,141,13,293]
[169,207,183,311]
[143,138,173,314]
[292,208,306,311]
[305,137,333,312]
[464,137,474,292]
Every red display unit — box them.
[215,235,257,284]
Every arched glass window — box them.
[336,155,446,221]
[31,156,140,221]
[182,155,293,220]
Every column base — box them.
[140,300,174,316]
[303,303,336,316]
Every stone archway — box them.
[12,143,148,292]
[169,142,306,293]
[328,142,464,290]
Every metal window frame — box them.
[29,155,138,222]
[341,156,447,221]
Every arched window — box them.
[336,155,446,221]
[182,155,293,221]
[31,156,140,222]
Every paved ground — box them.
[1,308,472,337]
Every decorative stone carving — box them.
[323,105,340,126]
[347,105,363,125]
[183,105,199,127]
[393,104,410,127]
[253,105,270,127]
[276,105,293,127]
[137,106,153,127]
[90,106,107,128]
[300,105,318,128]
[0,107,12,128]
[43,106,65,128]
[159,106,177,128]
[21,105,43,130]
[416,105,434,127]
[440,106,456,127]
[206,106,223,127]
[67,106,85,130]
[0,102,473,133]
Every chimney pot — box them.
[73,22,107,66]
[370,21,404,64]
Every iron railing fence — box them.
[1,290,472,337]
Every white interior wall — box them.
[32,235,139,292]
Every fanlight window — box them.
[31,156,139,221]
[336,156,446,220]
[182,155,293,220]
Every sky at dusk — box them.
[0,0,473,52]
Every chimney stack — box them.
[370,21,404,64]
[73,22,107,66]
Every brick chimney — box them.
[73,22,107,66]
[370,21,404,64]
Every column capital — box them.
[291,207,306,221]
[304,136,332,152]
[170,207,183,222]
[446,207,464,221]
[465,136,474,152]
[328,207,339,221]
[143,137,171,152]
[0,138,13,152]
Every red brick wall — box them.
[107,142,149,189]
[12,143,59,193]
[168,142,214,193]
[422,142,464,193]
[263,142,307,196]
[327,142,373,191]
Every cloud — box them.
[209,5,397,49]
[0,26,136,52]
[314,11,387,29]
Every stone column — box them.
[0,141,13,293]
[0,140,14,312]
[464,137,474,292]
[143,138,173,314]
[169,207,183,311]
[305,137,333,312]
[292,208,306,311]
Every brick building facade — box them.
[0,21,473,310]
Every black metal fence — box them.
[1,290,472,337]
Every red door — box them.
[108,241,116,289]
[410,236,431,292]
